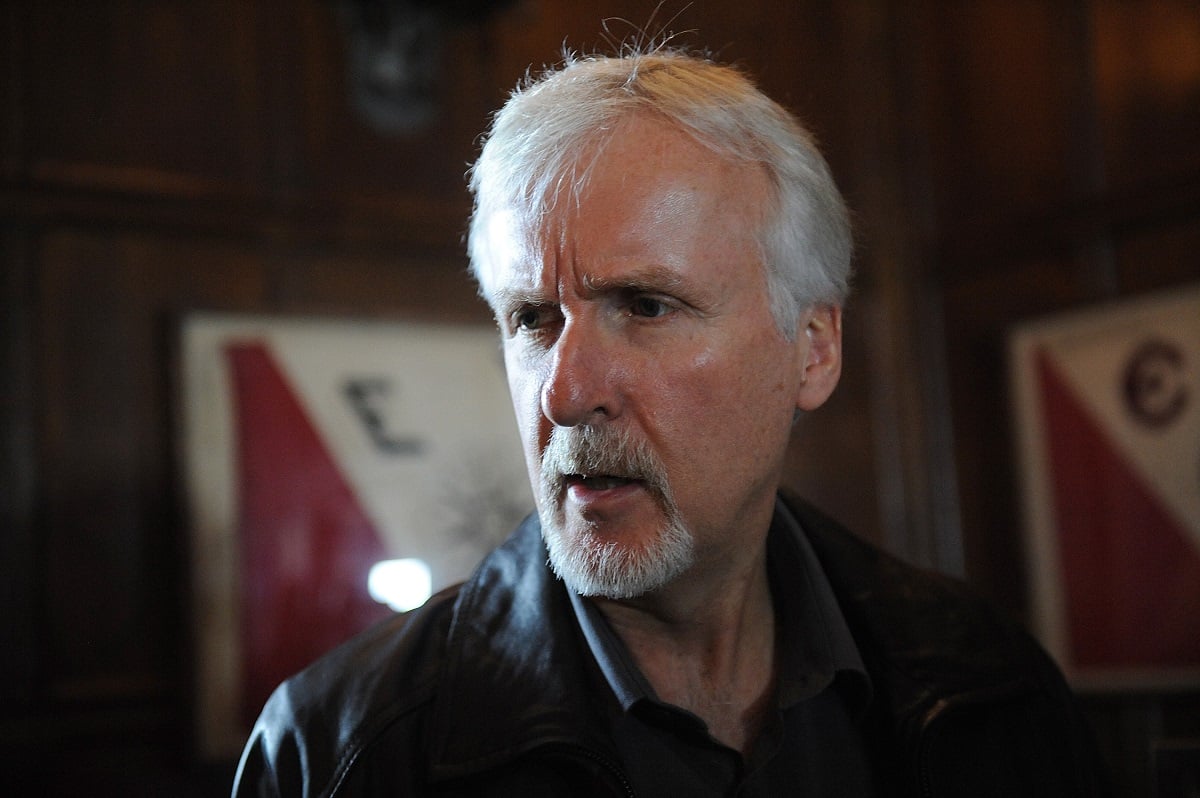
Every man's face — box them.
[477,115,840,598]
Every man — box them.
[233,49,1108,796]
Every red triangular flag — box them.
[1038,348,1200,668]
[225,342,392,725]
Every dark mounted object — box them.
[335,0,518,134]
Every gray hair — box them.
[466,48,852,336]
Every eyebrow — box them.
[487,286,554,314]
[489,264,687,308]
[488,261,713,327]
[578,265,686,296]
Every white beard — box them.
[537,426,695,599]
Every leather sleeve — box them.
[228,599,455,798]
[232,683,314,798]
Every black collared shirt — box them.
[568,498,878,796]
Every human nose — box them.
[540,319,618,427]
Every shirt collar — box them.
[768,497,873,715]
[568,496,872,717]
[569,585,652,712]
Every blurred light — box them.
[368,558,432,612]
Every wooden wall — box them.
[2,1,1197,794]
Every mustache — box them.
[540,426,671,499]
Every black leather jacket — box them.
[233,496,1109,797]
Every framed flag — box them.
[1010,283,1200,689]
[179,313,532,758]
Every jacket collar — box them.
[785,495,1046,734]
[425,495,1044,781]
[426,514,612,780]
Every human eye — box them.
[627,294,674,319]
[504,303,559,336]
[514,306,542,330]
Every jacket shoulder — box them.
[232,585,460,797]
[782,496,1108,794]
[782,495,1061,696]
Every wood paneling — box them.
[21,1,264,192]
[1093,0,1200,191]
[0,225,38,709]
[914,5,1200,790]
[2,0,1197,794]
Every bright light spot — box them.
[368,558,433,612]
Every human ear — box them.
[795,304,843,411]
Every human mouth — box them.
[558,466,654,511]
[565,473,641,493]
[540,426,669,512]
[561,472,646,514]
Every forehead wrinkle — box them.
[482,213,566,312]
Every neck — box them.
[594,540,776,756]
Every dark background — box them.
[2,1,1198,794]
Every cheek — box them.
[690,348,716,371]
[649,352,736,444]
[512,394,543,455]
[504,356,542,443]
[670,341,796,443]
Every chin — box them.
[540,510,695,599]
